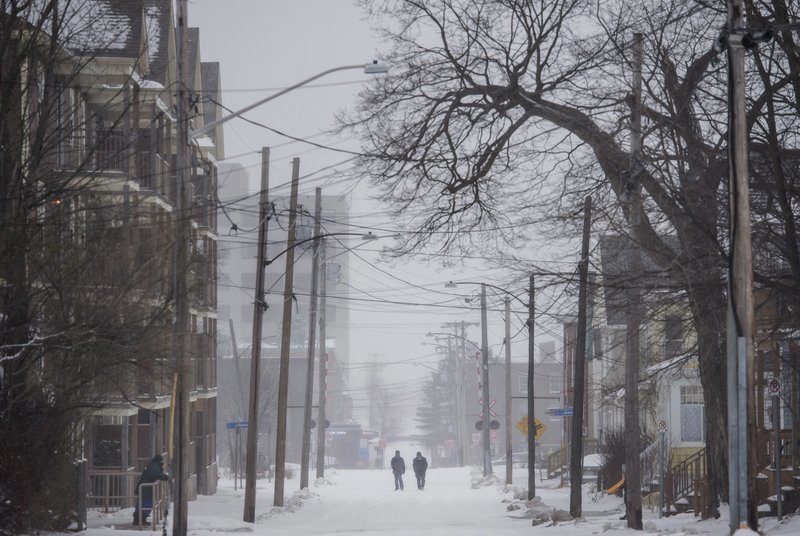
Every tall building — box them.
[216,184,353,466]
[0,1,224,509]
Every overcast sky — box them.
[190,0,561,430]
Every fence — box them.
[87,467,137,512]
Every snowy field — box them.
[58,465,800,535]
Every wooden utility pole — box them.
[527,274,536,500]
[504,297,513,486]
[172,1,190,534]
[480,284,492,476]
[243,148,270,522]
[301,188,323,489]
[726,0,757,530]
[624,32,644,530]
[569,195,592,518]
[315,251,328,480]
[274,157,301,506]
[459,321,468,467]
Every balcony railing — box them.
[87,466,137,512]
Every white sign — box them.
[472,432,481,445]
[769,378,781,395]
[657,419,668,433]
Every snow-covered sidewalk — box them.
[59,466,800,535]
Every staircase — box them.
[664,447,710,518]
[545,440,599,480]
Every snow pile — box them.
[469,468,503,489]
[256,487,318,521]
[314,476,336,487]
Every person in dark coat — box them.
[133,455,169,524]
[390,450,405,491]
[412,451,428,490]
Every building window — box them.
[549,376,561,394]
[680,385,704,443]
[664,315,683,358]
[518,377,527,394]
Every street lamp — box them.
[307,231,398,486]
[191,61,389,139]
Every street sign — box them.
[472,432,481,445]
[769,378,781,395]
[516,416,547,440]
[549,407,573,417]
[657,419,668,433]
[226,421,248,430]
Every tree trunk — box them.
[687,267,728,508]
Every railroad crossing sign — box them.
[515,416,546,440]
[657,419,668,433]
[479,399,497,418]
[769,378,781,395]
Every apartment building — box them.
[5,0,224,505]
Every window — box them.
[549,376,561,394]
[664,315,683,358]
[518,377,528,394]
[680,385,704,442]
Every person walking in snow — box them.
[412,451,428,490]
[390,450,405,491]
[133,454,169,525]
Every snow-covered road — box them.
[73,465,800,535]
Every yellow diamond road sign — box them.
[516,416,546,440]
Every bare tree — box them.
[345,0,800,512]
[1,2,182,531]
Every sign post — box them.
[770,378,782,520]
[227,421,249,490]
[657,420,668,518]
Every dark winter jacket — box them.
[136,456,169,500]
[391,455,405,475]
[412,455,428,474]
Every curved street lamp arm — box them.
[448,281,528,308]
[426,331,482,353]
[191,64,366,138]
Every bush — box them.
[597,428,653,492]
[0,399,81,535]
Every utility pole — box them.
[726,0,756,530]
[624,32,644,530]
[172,1,190,534]
[274,157,301,506]
[480,283,492,476]
[243,148,270,522]
[300,188,323,489]
[527,274,536,500]
[504,297,513,486]
[570,195,592,518]
[459,321,468,466]
[315,248,328,480]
